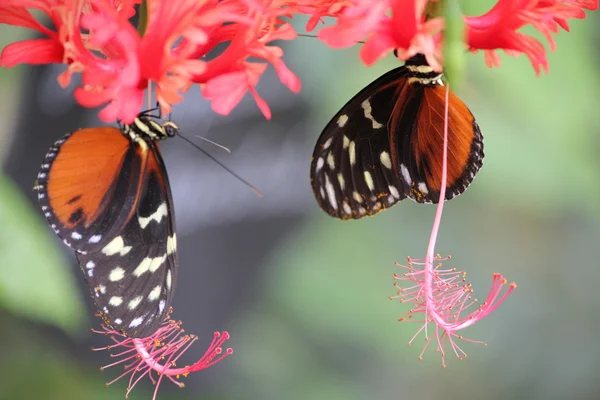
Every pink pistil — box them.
[390,85,516,367]
[92,315,232,400]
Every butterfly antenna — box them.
[191,135,231,153]
[176,133,262,197]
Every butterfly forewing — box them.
[310,67,409,219]
[37,127,148,253]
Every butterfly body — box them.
[310,54,483,219]
[36,113,179,337]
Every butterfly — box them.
[36,110,179,337]
[310,53,484,219]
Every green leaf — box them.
[0,173,86,336]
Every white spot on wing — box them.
[71,232,82,240]
[88,234,102,243]
[364,171,375,191]
[109,296,123,306]
[324,175,338,210]
[389,185,400,199]
[86,261,95,269]
[337,114,349,127]
[349,141,356,166]
[343,135,350,149]
[148,285,162,301]
[139,202,168,229]
[166,270,172,289]
[400,164,412,185]
[102,236,132,256]
[159,300,166,313]
[114,318,122,324]
[149,255,167,273]
[418,182,429,194]
[380,151,392,169]
[129,317,144,328]
[128,296,143,310]
[167,235,177,255]
[134,255,166,277]
[353,191,363,203]
[134,258,151,277]
[323,137,333,149]
[98,284,106,294]
[337,173,345,190]
[109,267,125,282]
[327,152,335,170]
[343,201,352,215]
[316,157,325,172]
[361,99,383,129]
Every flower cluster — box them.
[92,310,232,400]
[1,1,597,122]
[315,0,598,74]
[0,0,302,122]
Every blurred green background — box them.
[1,2,599,400]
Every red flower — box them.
[0,0,79,67]
[313,0,598,73]
[93,311,232,400]
[286,0,353,31]
[191,0,302,119]
[0,0,301,122]
[465,0,598,74]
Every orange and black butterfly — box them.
[36,111,178,337]
[310,53,484,219]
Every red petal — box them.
[0,38,63,67]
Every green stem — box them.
[443,0,466,89]
[138,0,148,37]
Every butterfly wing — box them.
[76,143,177,337]
[310,67,410,219]
[37,127,147,253]
[390,84,484,203]
[37,129,177,337]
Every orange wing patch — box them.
[47,127,130,228]
[412,85,475,192]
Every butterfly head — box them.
[162,121,179,138]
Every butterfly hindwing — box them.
[392,84,484,203]
[310,67,409,219]
[75,142,177,338]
